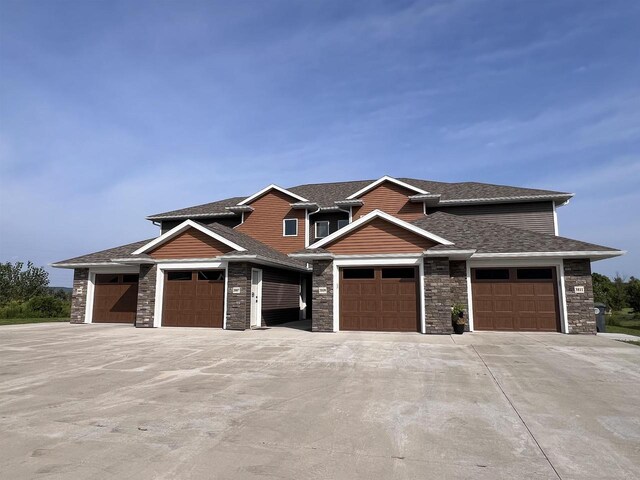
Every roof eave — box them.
[470,250,625,261]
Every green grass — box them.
[604,310,640,337]
[617,340,640,347]
[0,317,69,326]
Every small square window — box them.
[283,218,298,236]
[315,221,330,238]
[337,219,349,230]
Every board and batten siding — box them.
[351,181,424,221]
[326,218,436,254]
[236,190,306,254]
[149,228,234,259]
[261,267,300,325]
[427,202,555,234]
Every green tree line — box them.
[592,273,640,312]
[0,262,71,319]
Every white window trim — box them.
[153,261,228,328]
[337,219,349,230]
[283,218,298,237]
[315,221,330,239]
[467,258,569,334]
[331,256,425,333]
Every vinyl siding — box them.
[327,218,436,254]
[149,228,233,259]
[351,181,424,221]
[261,267,300,325]
[236,190,306,254]
[426,202,555,234]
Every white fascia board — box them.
[438,194,574,206]
[471,250,626,260]
[222,254,312,271]
[308,209,454,249]
[51,262,130,269]
[424,249,476,259]
[288,252,335,259]
[237,184,308,205]
[346,175,428,199]
[110,257,155,264]
[132,219,247,255]
[146,212,237,220]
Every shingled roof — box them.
[291,211,621,258]
[147,177,574,220]
[53,222,308,271]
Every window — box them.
[167,271,192,281]
[122,274,139,283]
[283,218,298,236]
[198,271,224,281]
[95,274,119,284]
[381,268,415,279]
[475,269,510,280]
[315,221,330,238]
[342,268,375,279]
[517,268,553,280]
[337,219,349,230]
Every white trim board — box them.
[132,219,246,255]
[331,256,425,333]
[237,184,308,205]
[309,209,453,249]
[346,176,428,199]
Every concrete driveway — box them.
[1,323,639,480]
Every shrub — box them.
[0,296,70,319]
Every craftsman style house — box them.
[53,176,624,334]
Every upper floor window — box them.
[315,221,330,239]
[337,219,349,230]
[283,218,298,236]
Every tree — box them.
[592,273,613,305]
[628,276,640,313]
[0,262,49,305]
[609,273,628,311]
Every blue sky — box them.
[1,0,639,287]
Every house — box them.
[52,176,625,334]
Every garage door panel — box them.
[471,267,559,332]
[340,267,418,332]
[163,270,224,328]
[93,277,138,324]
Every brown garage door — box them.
[471,267,560,331]
[162,270,224,328]
[340,267,418,332]
[93,274,139,323]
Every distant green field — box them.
[605,311,640,337]
[0,317,69,326]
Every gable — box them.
[149,228,234,259]
[325,218,436,254]
[236,189,305,254]
[352,181,424,221]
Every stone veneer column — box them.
[70,268,89,324]
[312,260,334,332]
[226,262,251,330]
[135,264,157,327]
[563,259,596,334]
[449,260,469,332]
[424,258,453,334]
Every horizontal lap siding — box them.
[161,217,241,234]
[149,229,233,259]
[261,268,300,325]
[236,190,306,254]
[327,218,436,254]
[352,181,424,221]
[427,202,555,234]
[310,211,349,243]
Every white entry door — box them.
[250,268,263,328]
